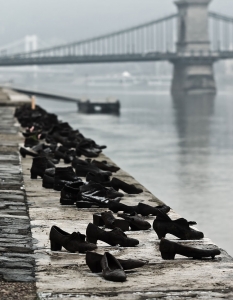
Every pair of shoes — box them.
[108,200,170,216]
[73,157,112,178]
[118,212,151,231]
[153,209,204,240]
[86,174,143,194]
[91,160,120,173]
[76,141,101,158]
[159,238,221,260]
[49,225,97,253]
[93,211,130,231]
[79,183,123,200]
[86,223,139,247]
[86,251,147,273]
[93,211,151,231]
[75,183,123,208]
[86,252,145,282]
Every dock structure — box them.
[0,88,232,299]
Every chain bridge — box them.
[1,0,233,94]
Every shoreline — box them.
[0,87,233,299]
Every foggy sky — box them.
[1,0,233,47]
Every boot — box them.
[153,209,204,240]
[60,181,84,205]
[53,167,81,191]
[159,238,221,260]
[30,157,55,179]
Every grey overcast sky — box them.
[0,0,232,46]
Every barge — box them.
[77,97,120,114]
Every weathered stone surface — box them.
[20,151,233,299]
[0,103,35,286]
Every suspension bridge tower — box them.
[171,0,216,95]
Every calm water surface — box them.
[32,82,233,256]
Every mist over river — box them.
[16,78,233,256]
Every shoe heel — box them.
[87,236,97,244]
[161,251,175,260]
[30,172,38,179]
[50,240,62,251]
[93,214,105,226]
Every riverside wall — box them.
[0,87,233,300]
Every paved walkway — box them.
[0,88,233,299]
[0,99,36,299]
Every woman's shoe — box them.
[117,212,151,231]
[153,209,204,240]
[86,223,139,247]
[101,252,126,282]
[93,211,129,231]
[159,238,221,260]
[86,251,147,273]
[49,225,97,253]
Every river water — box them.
[27,80,233,256]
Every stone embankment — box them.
[0,87,233,299]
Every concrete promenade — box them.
[0,88,233,299]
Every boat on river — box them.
[77,97,120,115]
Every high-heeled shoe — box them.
[159,238,221,260]
[86,251,147,273]
[93,211,129,231]
[49,225,97,253]
[86,223,139,247]
[117,212,151,230]
[153,209,204,240]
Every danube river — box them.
[29,80,233,256]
